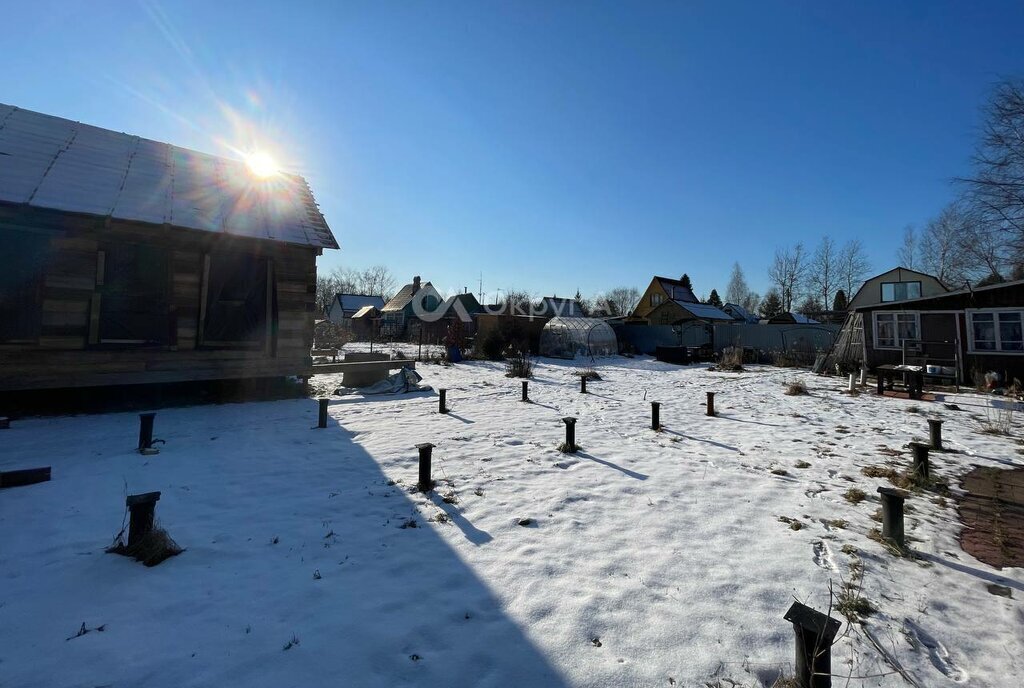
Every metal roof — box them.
[0,103,338,249]
[675,301,733,321]
[334,294,385,313]
[352,305,380,318]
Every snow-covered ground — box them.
[1,356,1022,687]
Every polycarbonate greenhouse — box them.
[538,317,619,359]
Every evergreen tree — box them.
[573,289,591,316]
[832,289,848,311]
[759,290,784,318]
[679,273,693,290]
[707,289,723,308]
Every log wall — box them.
[0,208,319,391]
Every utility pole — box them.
[478,272,483,303]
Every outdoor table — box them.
[876,364,924,400]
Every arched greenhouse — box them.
[538,317,619,359]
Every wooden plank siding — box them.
[0,208,320,391]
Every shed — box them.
[539,317,618,359]
[0,103,337,392]
[327,294,385,326]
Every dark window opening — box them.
[201,253,272,348]
[97,243,170,345]
[0,230,47,343]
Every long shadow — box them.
[915,552,1024,592]
[428,492,493,545]
[714,413,782,428]
[0,398,568,687]
[441,412,475,424]
[520,399,560,412]
[663,429,741,453]
[575,451,648,480]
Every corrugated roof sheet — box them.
[0,103,337,249]
[675,301,733,321]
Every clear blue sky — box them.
[4,1,1022,300]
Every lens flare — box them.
[245,150,279,177]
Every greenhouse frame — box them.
[538,317,619,359]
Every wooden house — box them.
[0,103,337,392]
[823,266,949,372]
[379,277,442,339]
[326,293,385,330]
[846,266,949,310]
[855,279,1024,385]
[629,276,732,325]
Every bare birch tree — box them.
[837,239,871,299]
[896,225,918,269]
[767,243,807,312]
[809,236,839,311]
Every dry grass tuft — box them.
[844,487,867,504]
[784,380,809,396]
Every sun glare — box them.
[245,150,279,178]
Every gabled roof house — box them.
[326,294,386,324]
[380,276,442,338]
[629,275,732,325]
[0,102,337,392]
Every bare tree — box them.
[896,225,918,269]
[919,203,976,288]
[357,265,397,301]
[767,243,807,312]
[961,78,1024,263]
[808,236,839,311]
[595,286,640,317]
[725,263,750,306]
[837,239,871,299]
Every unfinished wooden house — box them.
[0,103,338,392]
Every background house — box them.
[722,303,759,323]
[326,294,385,329]
[855,279,1024,385]
[438,292,483,338]
[538,296,583,318]
[629,276,732,325]
[380,276,442,339]
[0,103,337,393]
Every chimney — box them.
[412,276,421,293]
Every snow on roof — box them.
[335,294,385,313]
[0,103,338,249]
[351,305,379,318]
[675,301,733,321]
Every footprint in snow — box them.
[903,619,968,683]
[812,540,837,571]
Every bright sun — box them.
[245,150,279,178]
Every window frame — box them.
[197,252,275,350]
[651,292,664,307]
[880,281,922,303]
[966,308,1024,355]
[90,242,172,348]
[873,311,920,350]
